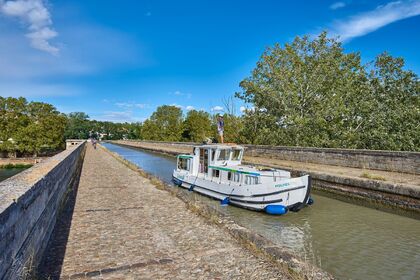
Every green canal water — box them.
[102,143,420,280]
[0,168,27,182]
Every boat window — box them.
[178,158,190,171]
[227,172,232,181]
[245,175,259,185]
[232,149,242,161]
[233,173,240,182]
[211,149,216,162]
[218,149,230,161]
[200,149,209,173]
[212,169,220,178]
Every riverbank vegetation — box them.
[1,33,418,153]
[0,163,33,169]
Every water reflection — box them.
[102,143,420,280]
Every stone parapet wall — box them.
[0,142,86,280]
[117,140,419,174]
[243,145,419,175]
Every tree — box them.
[16,102,67,155]
[0,97,67,156]
[236,32,419,151]
[183,110,212,142]
[209,113,244,144]
[0,97,29,155]
[64,112,91,139]
[141,105,183,141]
[362,53,420,150]
[239,109,281,145]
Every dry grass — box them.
[360,171,386,181]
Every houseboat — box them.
[172,144,313,215]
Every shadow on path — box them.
[36,171,81,279]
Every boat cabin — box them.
[177,144,268,185]
[177,144,243,172]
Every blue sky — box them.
[1,0,419,122]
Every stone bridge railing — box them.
[0,141,86,280]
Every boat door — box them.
[199,148,209,174]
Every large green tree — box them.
[0,97,67,156]
[141,105,183,141]
[236,32,420,151]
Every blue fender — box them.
[172,177,182,186]
[265,205,288,215]
[220,197,230,206]
[307,196,314,205]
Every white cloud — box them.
[97,111,145,123]
[115,102,148,109]
[169,90,192,99]
[186,105,195,111]
[211,106,224,112]
[0,0,59,55]
[0,24,145,81]
[330,2,346,10]
[330,0,420,41]
[170,103,184,109]
[239,106,246,113]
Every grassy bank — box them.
[0,163,33,169]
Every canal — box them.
[102,143,420,280]
[0,168,27,182]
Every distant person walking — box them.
[217,114,224,143]
[92,138,97,149]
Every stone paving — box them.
[38,145,288,279]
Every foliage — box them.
[142,105,183,141]
[212,113,244,143]
[183,110,213,142]
[236,32,420,151]
[64,113,142,140]
[0,163,33,169]
[64,112,90,139]
[0,97,67,156]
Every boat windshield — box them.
[178,157,190,171]
[218,149,230,161]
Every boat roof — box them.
[194,143,244,149]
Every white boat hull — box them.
[172,172,311,212]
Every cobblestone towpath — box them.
[38,145,288,279]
